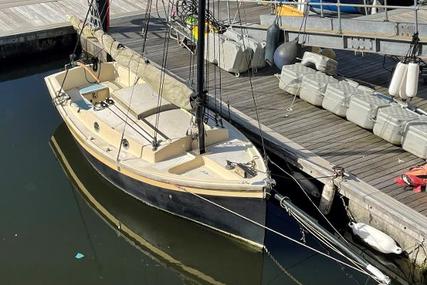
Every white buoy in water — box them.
[406,62,419,98]
[389,62,407,96]
[349,222,402,255]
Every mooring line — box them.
[177,186,380,282]
[264,247,304,285]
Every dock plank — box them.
[0,0,151,36]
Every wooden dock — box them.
[0,0,151,58]
[0,0,426,269]
[0,0,149,35]
[106,9,427,267]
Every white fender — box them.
[389,62,407,96]
[406,62,419,98]
[371,0,378,14]
[399,67,408,100]
[301,51,337,75]
[349,222,402,254]
[319,180,336,215]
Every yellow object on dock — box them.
[192,24,218,41]
[276,5,304,17]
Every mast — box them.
[195,0,206,154]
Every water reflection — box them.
[50,123,265,285]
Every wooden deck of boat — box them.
[108,11,427,219]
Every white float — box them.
[406,62,419,98]
[399,67,408,100]
[349,222,402,254]
[388,62,407,96]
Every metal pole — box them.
[384,0,388,22]
[320,0,324,17]
[226,0,231,24]
[337,0,342,34]
[273,192,391,285]
[196,0,206,154]
[415,0,419,34]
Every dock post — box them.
[384,0,388,22]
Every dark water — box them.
[0,62,409,285]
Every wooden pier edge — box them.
[207,96,427,267]
[0,10,147,59]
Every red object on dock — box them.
[395,164,427,193]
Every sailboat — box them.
[44,1,269,247]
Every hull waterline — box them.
[76,137,267,247]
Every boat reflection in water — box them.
[50,123,266,285]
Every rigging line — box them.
[210,18,219,122]
[216,0,224,122]
[91,0,110,29]
[268,158,351,248]
[176,185,378,282]
[153,0,173,145]
[339,194,357,222]
[65,178,103,276]
[264,247,304,285]
[55,0,96,100]
[203,0,210,125]
[211,0,223,126]
[275,196,383,284]
[287,207,366,272]
[191,27,196,87]
[116,52,144,162]
[141,0,153,54]
[231,1,243,25]
[301,4,310,45]
[108,104,156,142]
[290,211,341,253]
[156,0,169,21]
[188,43,194,86]
[272,173,334,181]
[77,0,115,62]
[234,0,269,172]
[292,1,309,44]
